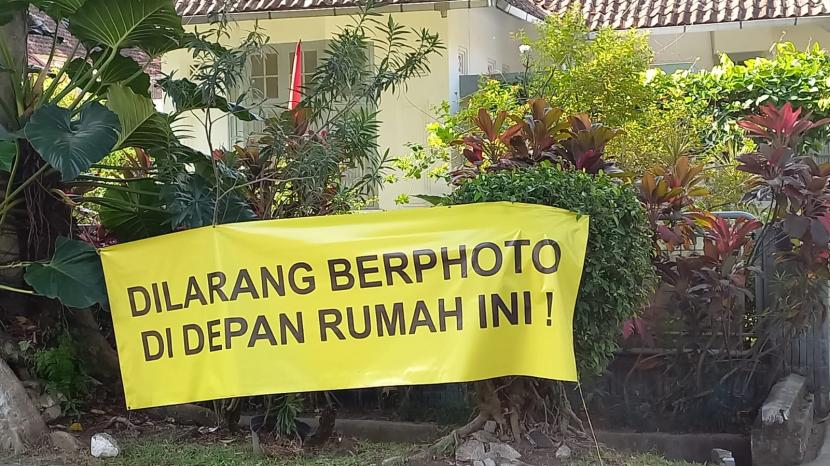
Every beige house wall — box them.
[164,7,524,210]
[163,10,830,211]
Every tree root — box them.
[419,378,591,461]
[426,412,488,456]
[101,416,138,431]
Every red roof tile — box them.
[501,0,830,27]
[176,0,466,16]
[176,0,830,28]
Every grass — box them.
[97,438,705,466]
[12,435,705,466]
[565,450,705,466]
[102,438,413,466]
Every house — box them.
[503,0,830,71]
[170,0,536,210]
[168,0,830,210]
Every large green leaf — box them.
[106,85,172,150]
[0,141,15,172]
[68,0,184,56]
[162,174,256,229]
[31,0,87,19]
[66,51,151,98]
[0,124,17,172]
[24,236,108,308]
[99,180,171,241]
[25,102,121,181]
[159,77,260,122]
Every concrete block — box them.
[711,448,735,466]
[752,374,814,466]
[759,374,806,426]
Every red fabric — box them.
[289,40,303,110]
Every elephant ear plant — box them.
[0,0,186,307]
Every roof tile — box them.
[175,0,830,29]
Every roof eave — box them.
[180,0,491,24]
[639,15,830,35]
[494,0,542,23]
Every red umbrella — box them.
[289,40,303,110]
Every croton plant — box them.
[450,98,621,183]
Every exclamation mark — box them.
[546,291,554,326]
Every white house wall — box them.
[650,31,716,70]
[446,7,530,109]
[651,20,830,70]
[163,10,452,210]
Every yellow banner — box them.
[101,202,589,409]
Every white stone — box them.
[555,444,572,459]
[473,461,485,466]
[711,448,736,466]
[472,429,499,443]
[483,458,497,466]
[456,439,486,461]
[90,432,120,458]
[489,442,521,461]
[483,420,497,434]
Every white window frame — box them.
[230,40,382,210]
[230,40,329,144]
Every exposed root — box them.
[420,378,592,462]
[426,412,488,456]
[101,416,138,430]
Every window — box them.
[245,42,326,108]
[234,42,325,142]
[654,62,694,73]
[231,40,380,209]
[289,49,319,85]
[457,47,468,75]
[487,59,497,74]
[250,52,280,100]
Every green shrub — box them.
[648,42,830,153]
[518,5,653,128]
[33,332,87,413]
[447,164,656,374]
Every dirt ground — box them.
[0,408,703,466]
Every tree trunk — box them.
[0,9,49,453]
[428,377,587,457]
[66,308,121,385]
[0,7,25,129]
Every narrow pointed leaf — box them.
[159,77,259,121]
